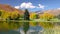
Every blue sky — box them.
[0,0,60,11]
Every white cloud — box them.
[20,2,36,8]
[15,6,20,9]
[14,2,45,9]
[38,4,45,9]
[57,8,60,10]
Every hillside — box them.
[0,4,24,15]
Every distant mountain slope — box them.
[44,9,60,16]
[36,9,60,16]
[0,4,24,15]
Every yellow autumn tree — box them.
[39,12,54,29]
[30,13,37,19]
[0,10,19,19]
[10,11,19,19]
[39,12,54,21]
[7,11,21,30]
[30,13,38,26]
[2,11,11,19]
[0,10,21,30]
[0,10,11,19]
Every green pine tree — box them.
[23,9,30,34]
